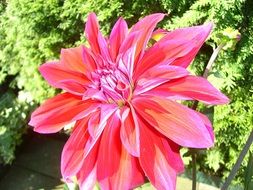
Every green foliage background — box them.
[0,0,252,186]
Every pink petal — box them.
[164,23,213,68]
[83,105,118,158]
[29,93,97,133]
[138,118,183,190]
[120,106,140,157]
[134,23,212,78]
[85,13,101,54]
[97,112,144,190]
[85,13,111,61]
[120,44,136,79]
[143,75,229,105]
[195,111,215,142]
[61,118,90,180]
[109,17,128,61]
[60,46,87,72]
[133,97,214,148]
[88,104,118,139]
[120,13,165,62]
[39,62,89,94]
[77,142,100,190]
[56,79,86,96]
[134,65,189,95]
[82,46,97,72]
[78,164,97,190]
[134,39,193,79]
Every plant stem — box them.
[203,43,225,78]
[221,130,253,190]
[192,152,197,190]
[191,43,224,190]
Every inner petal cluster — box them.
[90,60,132,106]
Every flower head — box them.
[29,13,229,190]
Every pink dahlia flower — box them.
[29,13,229,190]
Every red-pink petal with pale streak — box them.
[88,104,118,139]
[120,13,165,62]
[83,104,118,160]
[29,93,98,133]
[195,111,215,142]
[39,62,89,94]
[134,65,189,95]
[133,39,193,79]
[120,106,140,157]
[97,111,144,190]
[120,44,136,79]
[85,13,101,54]
[143,75,229,105]
[82,46,97,72]
[109,17,128,61]
[60,46,87,73]
[77,140,100,190]
[133,97,214,148]
[56,79,86,96]
[61,118,90,180]
[164,23,213,68]
[134,23,212,79]
[138,118,183,190]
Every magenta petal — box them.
[77,141,100,190]
[145,75,229,105]
[134,23,212,78]
[195,111,215,142]
[61,118,90,180]
[29,93,95,133]
[97,112,144,190]
[138,118,181,190]
[120,13,164,62]
[39,62,89,93]
[56,79,86,96]
[88,104,118,139]
[109,17,128,61]
[120,106,140,157]
[166,23,213,68]
[134,39,193,78]
[84,105,117,158]
[85,13,101,54]
[60,46,87,72]
[133,97,214,148]
[134,65,189,95]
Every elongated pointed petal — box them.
[165,23,213,68]
[134,65,189,95]
[109,17,128,61]
[83,104,117,159]
[85,13,111,61]
[39,62,89,94]
[134,23,212,79]
[144,75,229,105]
[120,106,140,157]
[195,111,215,142]
[133,97,214,148]
[77,142,100,190]
[60,46,87,72]
[29,93,97,133]
[97,112,144,190]
[120,13,164,62]
[85,13,101,54]
[61,118,90,180]
[134,39,193,78]
[138,118,183,190]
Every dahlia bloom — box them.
[29,13,229,190]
